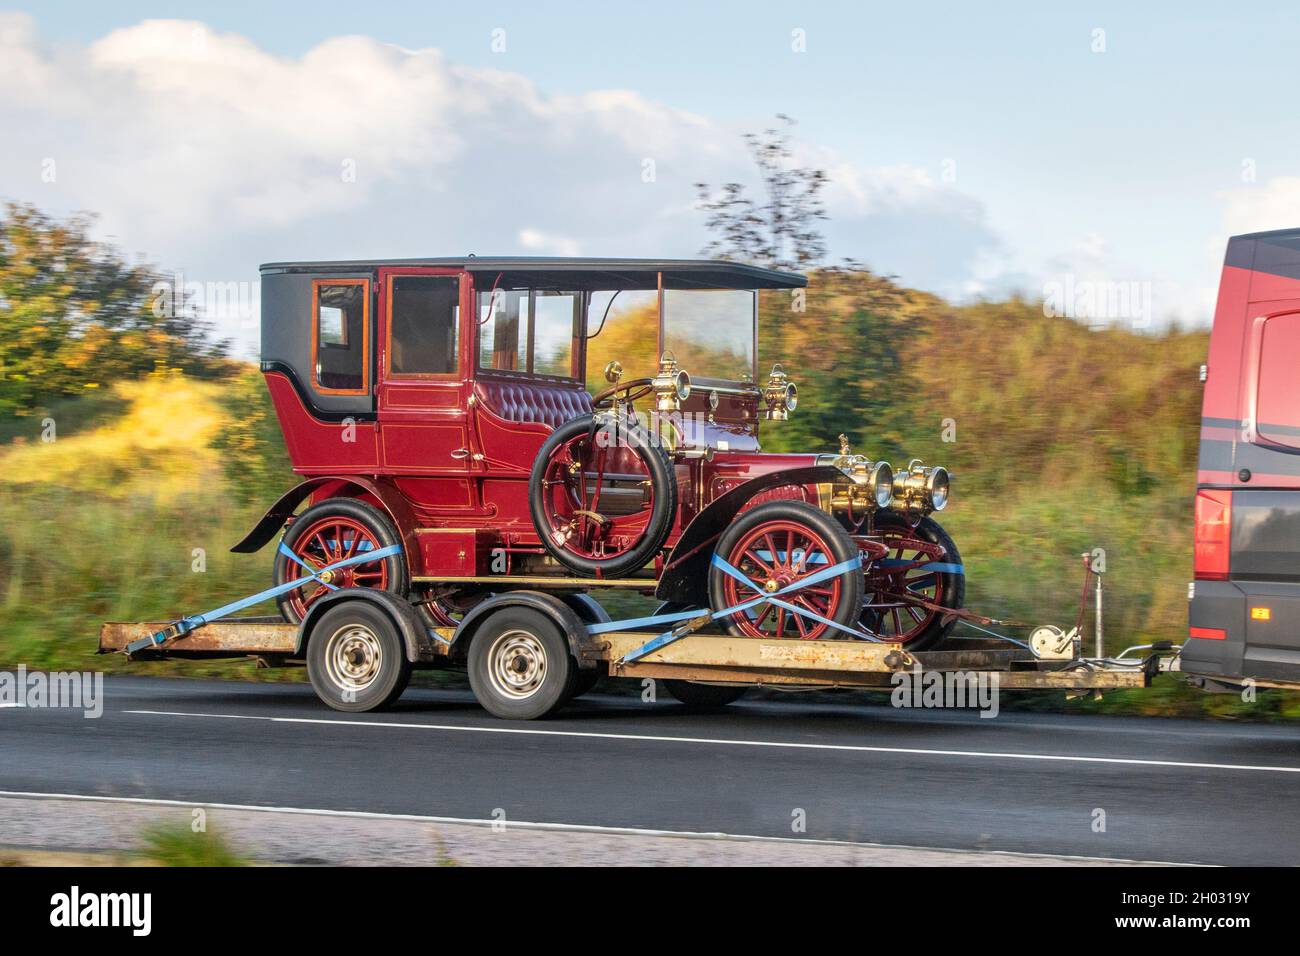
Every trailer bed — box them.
[98,619,1150,690]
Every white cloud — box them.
[518,228,582,257]
[1,13,1002,354]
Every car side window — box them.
[478,289,530,371]
[389,276,460,376]
[477,288,579,376]
[313,279,369,393]
[1257,312,1300,449]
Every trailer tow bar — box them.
[122,543,404,656]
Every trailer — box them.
[98,582,1174,719]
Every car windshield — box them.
[661,289,755,381]
[584,290,659,393]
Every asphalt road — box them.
[2,675,1298,865]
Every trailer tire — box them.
[306,601,411,713]
[568,670,602,699]
[662,680,748,709]
[650,602,747,708]
[468,607,577,719]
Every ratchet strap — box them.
[598,553,882,665]
[123,543,403,655]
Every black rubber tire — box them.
[708,500,864,640]
[274,498,409,624]
[467,607,577,720]
[662,680,748,709]
[568,669,602,699]
[649,601,747,708]
[529,413,676,578]
[863,512,965,651]
[306,601,412,712]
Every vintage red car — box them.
[233,257,961,650]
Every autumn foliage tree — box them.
[0,202,232,416]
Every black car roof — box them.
[259,257,807,290]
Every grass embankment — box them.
[0,372,283,678]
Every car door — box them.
[376,267,473,475]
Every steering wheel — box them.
[591,377,654,408]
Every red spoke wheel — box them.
[274,498,409,624]
[416,588,488,627]
[529,414,676,578]
[708,500,864,641]
[860,512,964,650]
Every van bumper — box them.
[1186,578,1300,684]
[1184,579,1247,679]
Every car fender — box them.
[655,464,847,606]
[229,475,423,575]
[450,591,599,669]
[296,587,440,664]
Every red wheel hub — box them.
[283,515,390,619]
[721,520,844,641]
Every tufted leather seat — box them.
[475,377,593,430]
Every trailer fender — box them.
[230,476,422,573]
[451,591,599,669]
[296,587,439,664]
[656,464,847,606]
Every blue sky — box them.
[7,2,1300,351]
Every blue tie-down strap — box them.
[123,543,404,655]
[875,558,964,575]
[598,552,881,665]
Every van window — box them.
[1257,313,1300,449]
[389,276,459,376]
[313,280,369,393]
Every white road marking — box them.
[125,708,1300,775]
[0,789,1199,866]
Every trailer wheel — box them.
[468,607,577,719]
[662,680,748,709]
[306,601,411,712]
[275,498,409,624]
[709,500,864,641]
[568,670,602,700]
[650,602,746,708]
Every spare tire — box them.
[529,413,676,578]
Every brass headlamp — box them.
[819,435,895,515]
[893,459,951,514]
[763,363,798,420]
[651,351,691,413]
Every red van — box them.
[1186,229,1300,689]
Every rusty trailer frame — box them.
[97,618,1152,692]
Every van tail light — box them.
[1193,489,1232,580]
